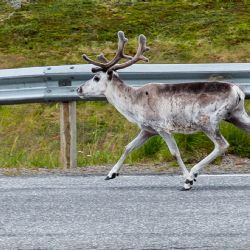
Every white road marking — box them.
[199,174,250,177]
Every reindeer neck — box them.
[104,74,139,124]
[105,74,134,105]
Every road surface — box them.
[0,174,250,249]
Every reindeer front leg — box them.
[105,130,156,180]
[159,131,189,179]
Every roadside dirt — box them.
[0,154,249,177]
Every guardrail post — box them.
[60,101,77,169]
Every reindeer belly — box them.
[143,115,201,134]
[140,99,214,134]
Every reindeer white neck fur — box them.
[77,31,250,190]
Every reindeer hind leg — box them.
[184,130,229,190]
[227,109,250,134]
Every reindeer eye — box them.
[94,76,100,82]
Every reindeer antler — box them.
[82,31,132,73]
[82,31,150,73]
[108,34,150,72]
[97,53,109,63]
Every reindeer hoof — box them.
[181,186,192,191]
[105,173,119,180]
[185,179,193,186]
[181,179,194,191]
[194,173,198,182]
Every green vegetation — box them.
[0,0,249,168]
[1,0,249,67]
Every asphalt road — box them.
[0,174,250,250]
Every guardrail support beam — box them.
[60,101,77,169]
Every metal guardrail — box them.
[0,63,249,169]
[0,63,249,104]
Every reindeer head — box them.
[77,31,150,97]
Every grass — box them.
[1,100,249,169]
[0,0,249,168]
[0,103,60,168]
[0,0,249,68]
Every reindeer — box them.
[77,31,250,190]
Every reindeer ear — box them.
[107,70,113,81]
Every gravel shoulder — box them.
[0,154,249,177]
